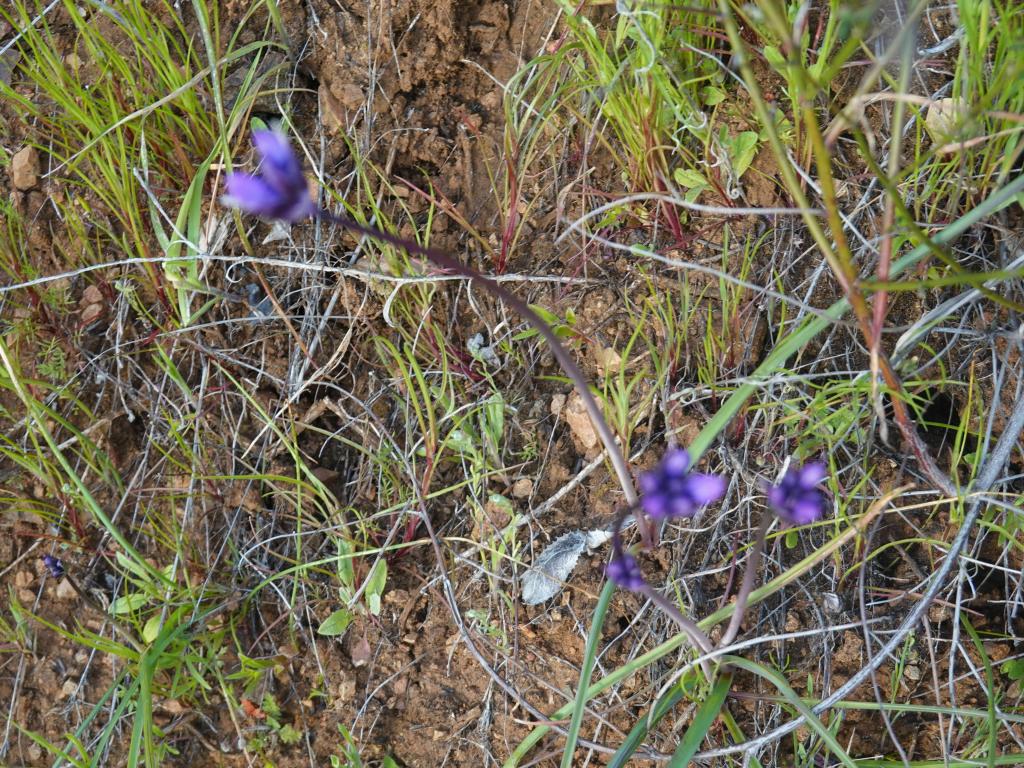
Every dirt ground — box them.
[2,1,1023,767]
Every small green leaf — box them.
[445,428,477,456]
[278,724,302,745]
[261,693,281,719]
[337,538,355,591]
[365,559,387,617]
[701,85,726,106]
[110,592,148,615]
[142,614,162,644]
[785,528,799,549]
[317,608,354,637]
[731,131,759,178]
[1006,659,1024,681]
[528,304,561,327]
[673,168,708,188]
[684,185,705,204]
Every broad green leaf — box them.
[674,168,708,188]
[317,608,354,637]
[365,559,387,616]
[142,614,162,644]
[337,537,355,591]
[110,592,148,615]
[446,428,477,456]
[731,131,759,178]
[701,85,726,105]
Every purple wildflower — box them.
[42,554,64,579]
[223,130,314,222]
[766,462,828,525]
[606,543,645,591]
[638,448,726,520]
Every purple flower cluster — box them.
[607,452,828,591]
[638,449,726,519]
[42,554,64,579]
[224,130,314,222]
[766,462,828,525]
[606,542,645,591]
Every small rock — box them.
[594,346,621,376]
[26,743,42,763]
[330,80,365,111]
[511,478,533,498]
[549,393,566,416]
[81,284,103,305]
[14,571,33,588]
[56,578,78,600]
[335,677,355,703]
[821,592,843,615]
[17,588,35,605]
[563,392,599,453]
[81,302,104,324]
[390,676,408,697]
[60,679,78,699]
[162,698,185,714]
[11,146,39,191]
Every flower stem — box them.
[316,210,640,511]
[610,506,714,673]
[718,509,771,649]
[637,584,714,679]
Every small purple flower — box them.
[606,545,645,591]
[766,462,828,525]
[42,554,64,579]
[638,449,726,519]
[223,130,314,222]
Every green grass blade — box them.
[559,582,614,767]
[722,656,855,768]
[607,680,687,768]
[667,670,733,768]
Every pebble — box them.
[563,392,599,452]
[511,478,533,498]
[56,578,78,601]
[11,146,39,190]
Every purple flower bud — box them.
[766,462,827,525]
[42,554,64,579]
[223,130,314,222]
[638,448,726,519]
[606,549,645,591]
